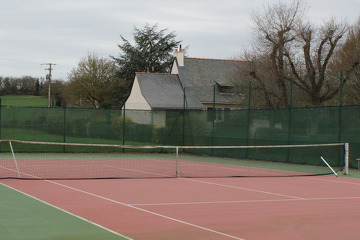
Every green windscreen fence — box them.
[0,105,358,169]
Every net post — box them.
[344,142,349,175]
[176,147,179,178]
[9,140,21,178]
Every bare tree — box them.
[247,0,305,108]
[241,0,352,108]
[287,18,348,105]
[329,18,360,104]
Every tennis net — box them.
[0,140,349,180]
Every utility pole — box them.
[41,63,56,107]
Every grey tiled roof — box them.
[178,58,246,104]
[136,73,204,110]
[135,57,248,110]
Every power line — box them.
[0,57,40,65]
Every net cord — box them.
[0,139,346,149]
[9,141,21,178]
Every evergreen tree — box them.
[112,24,184,105]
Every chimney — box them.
[174,46,184,67]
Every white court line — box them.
[182,178,305,200]
[104,164,174,178]
[0,182,134,240]
[304,176,360,185]
[131,196,360,206]
[44,179,245,240]
[131,198,301,206]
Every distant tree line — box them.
[0,76,42,96]
[0,76,65,106]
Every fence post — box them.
[246,81,252,158]
[339,71,343,107]
[338,72,344,164]
[183,88,186,146]
[286,79,293,162]
[212,85,216,147]
[122,104,126,146]
[338,72,343,144]
[248,80,252,110]
[63,101,66,152]
[0,98,2,152]
[0,97,2,142]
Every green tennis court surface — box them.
[0,183,128,240]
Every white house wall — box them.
[125,76,151,110]
[171,62,179,74]
[125,110,166,127]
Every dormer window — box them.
[219,85,235,94]
[215,81,236,95]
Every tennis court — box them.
[1,141,360,240]
[2,173,360,240]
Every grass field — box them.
[1,95,48,107]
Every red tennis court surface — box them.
[2,175,360,240]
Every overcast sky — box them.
[1,0,359,80]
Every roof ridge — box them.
[184,57,250,62]
[135,72,176,75]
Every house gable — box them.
[125,75,152,110]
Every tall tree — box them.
[112,23,183,104]
[240,0,351,108]
[66,53,117,109]
[289,18,348,106]
[329,18,360,104]
[247,0,305,108]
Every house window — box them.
[219,85,235,95]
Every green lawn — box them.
[1,95,48,107]
[0,183,129,240]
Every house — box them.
[124,48,250,126]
